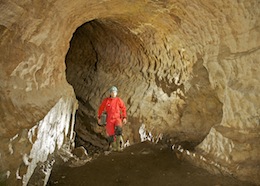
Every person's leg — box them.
[107,135,116,151]
[115,120,123,151]
[107,135,114,143]
[106,122,116,151]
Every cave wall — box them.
[0,0,259,185]
[0,1,79,185]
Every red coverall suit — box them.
[98,97,127,137]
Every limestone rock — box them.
[0,0,259,185]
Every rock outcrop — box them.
[0,0,259,185]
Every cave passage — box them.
[65,19,146,153]
[65,18,223,154]
[0,1,259,185]
[0,0,260,185]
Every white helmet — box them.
[110,86,118,93]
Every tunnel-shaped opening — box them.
[65,19,148,154]
[65,18,223,155]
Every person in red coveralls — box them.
[98,86,127,151]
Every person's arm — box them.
[118,98,127,124]
[98,99,107,120]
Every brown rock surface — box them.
[0,0,259,185]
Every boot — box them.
[116,135,123,152]
[111,141,117,151]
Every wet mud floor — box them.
[48,141,254,186]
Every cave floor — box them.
[48,141,253,186]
